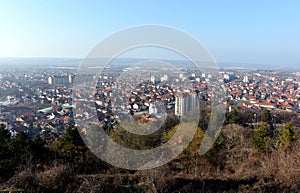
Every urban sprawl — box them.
[1,66,300,139]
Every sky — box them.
[0,0,300,67]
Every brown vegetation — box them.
[1,110,300,192]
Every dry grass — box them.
[2,124,300,192]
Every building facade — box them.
[175,92,199,116]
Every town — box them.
[1,65,300,139]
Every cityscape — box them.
[1,64,300,138]
[1,0,300,192]
[1,60,300,191]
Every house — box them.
[254,100,277,109]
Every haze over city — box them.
[0,0,300,68]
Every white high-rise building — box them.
[224,74,230,80]
[149,102,165,115]
[48,76,54,85]
[149,103,157,114]
[175,92,199,116]
[243,75,249,83]
[160,74,168,82]
[151,75,159,84]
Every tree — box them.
[262,109,272,124]
[31,134,48,162]
[0,125,10,142]
[276,122,298,150]
[9,132,32,164]
[59,126,88,160]
[224,109,240,125]
[253,124,271,152]
[0,127,14,180]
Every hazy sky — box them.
[0,1,300,66]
